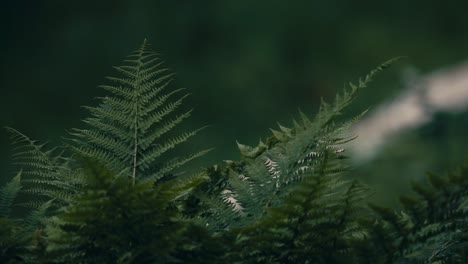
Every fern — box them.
[0,171,24,263]
[228,151,370,263]
[44,159,215,263]
[5,127,82,208]
[0,171,51,263]
[358,162,468,263]
[3,40,211,263]
[0,171,22,217]
[69,39,209,184]
[4,38,467,264]
[191,59,398,232]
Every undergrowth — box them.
[1,40,466,263]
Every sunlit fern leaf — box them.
[5,127,82,208]
[69,39,208,184]
[0,171,22,217]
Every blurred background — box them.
[1,0,467,207]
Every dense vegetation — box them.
[1,41,466,263]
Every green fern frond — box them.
[22,200,53,233]
[71,39,209,184]
[5,127,82,207]
[229,151,370,263]
[144,148,213,183]
[0,171,52,263]
[0,171,22,217]
[6,127,61,174]
[199,60,398,231]
[309,57,402,131]
[362,162,468,263]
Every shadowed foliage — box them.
[1,41,465,263]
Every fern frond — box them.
[7,127,60,174]
[194,61,397,233]
[0,171,22,217]
[71,39,209,184]
[5,127,82,207]
[138,127,207,172]
[144,148,213,183]
[229,151,370,263]
[313,57,402,129]
[0,172,52,262]
[361,162,468,263]
[22,200,53,234]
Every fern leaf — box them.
[0,171,22,217]
[363,162,468,263]
[22,199,53,234]
[5,127,82,207]
[313,57,402,129]
[71,40,209,184]
[195,61,396,233]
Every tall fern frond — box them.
[69,39,208,184]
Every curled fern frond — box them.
[70,39,209,184]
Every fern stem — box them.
[132,44,145,185]
[132,96,140,184]
[132,122,138,185]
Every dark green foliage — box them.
[5,127,83,208]
[358,163,468,264]
[228,151,370,263]
[2,41,466,263]
[44,160,214,263]
[1,172,25,263]
[2,40,211,263]
[188,58,397,234]
[0,171,22,217]
[189,60,397,263]
[0,217,25,264]
[0,172,51,263]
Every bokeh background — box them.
[1,0,467,207]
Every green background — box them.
[1,0,467,207]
